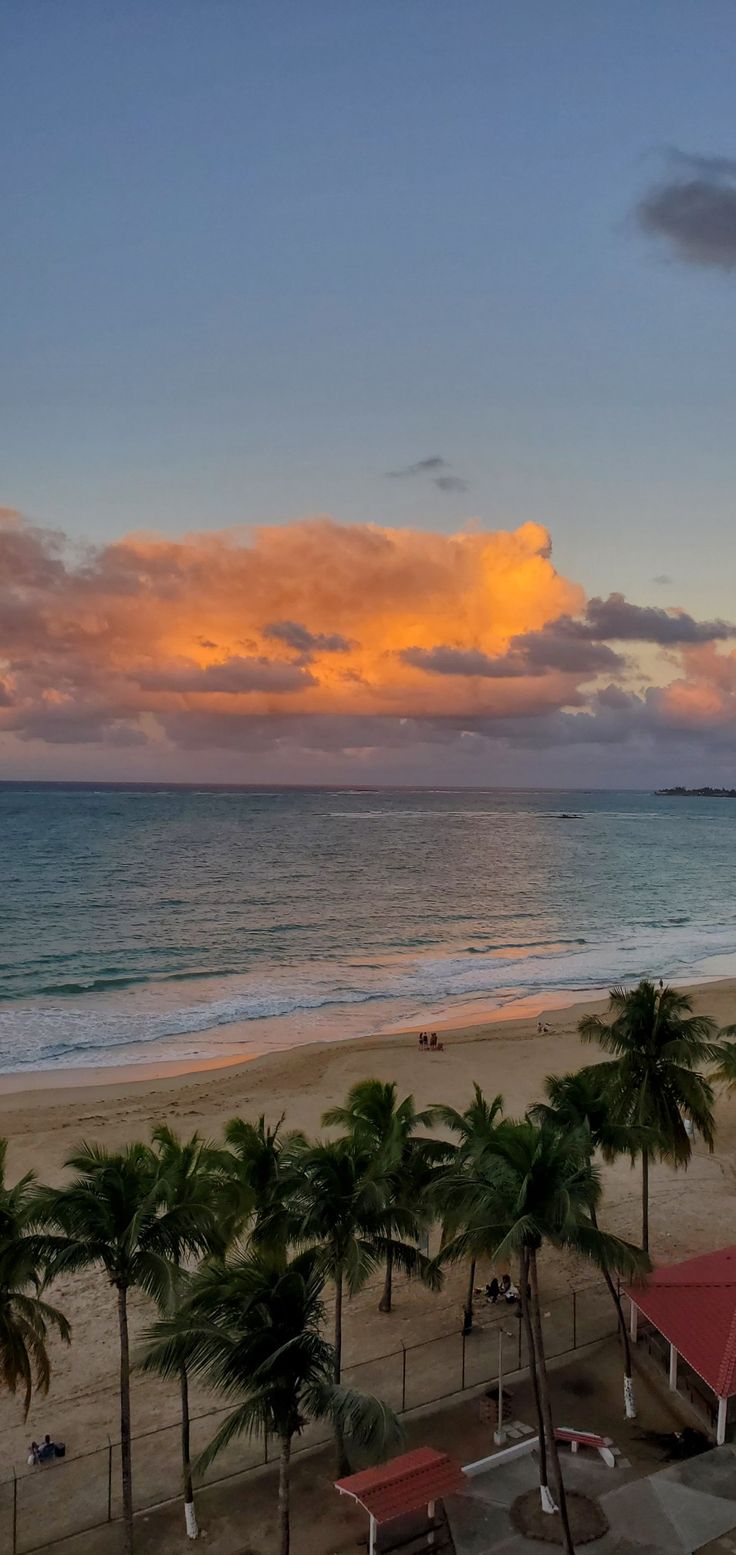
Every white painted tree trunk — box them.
[624,1373,637,1419]
[540,1484,558,1514]
[185,1500,199,1539]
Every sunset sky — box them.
[3,2,736,785]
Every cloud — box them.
[638,149,736,269]
[263,620,354,655]
[652,574,673,586]
[3,507,736,775]
[387,456,447,478]
[582,593,734,644]
[136,656,317,694]
[386,456,469,494]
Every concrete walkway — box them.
[445,1444,736,1555]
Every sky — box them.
[2,0,736,786]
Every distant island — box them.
[655,786,736,798]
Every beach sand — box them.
[2,977,736,1479]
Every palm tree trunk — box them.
[334,1268,348,1475]
[379,1244,393,1313]
[278,1433,291,1555]
[529,1251,575,1555]
[590,1207,636,1418]
[519,1249,553,1512]
[180,1362,198,1538]
[117,1284,134,1555]
[462,1257,476,1335]
[641,1148,649,1254]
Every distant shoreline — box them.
[655,787,736,798]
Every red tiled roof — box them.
[626,1245,736,1399]
[335,1446,465,1524]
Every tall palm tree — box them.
[0,1139,69,1415]
[529,1069,651,1417]
[429,1085,504,1334]
[439,1119,645,1553]
[219,1114,307,1247]
[322,1080,444,1312]
[150,1126,225,1540]
[139,1247,401,1555]
[282,1137,439,1472]
[579,981,717,1252]
[41,1142,214,1555]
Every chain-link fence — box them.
[0,1280,619,1555]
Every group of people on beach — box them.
[418,1030,444,1051]
[480,1273,520,1306]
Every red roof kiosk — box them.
[335,1446,464,1553]
[626,1245,736,1444]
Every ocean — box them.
[1,784,735,1075]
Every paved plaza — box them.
[445,1443,736,1555]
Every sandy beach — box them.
[2,977,736,1479]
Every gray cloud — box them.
[401,645,529,678]
[386,456,469,494]
[434,475,469,493]
[137,656,317,694]
[263,620,354,655]
[652,574,673,586]
[638,150,736,269]
[387,456,447,478]
[583,593,735,644]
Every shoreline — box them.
[0,973,733,1108]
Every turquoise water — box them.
[1,784,735,1073]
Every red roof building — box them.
[335,1447,465,1552]
[626,1245,736,1443]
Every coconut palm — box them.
[579,981,717,1252]
[439,1118,645,1552]
[322,1080,444,1312]
[40,1142,215,1555]
[529,1069,651,1417]
[281,1137,439,1472]
[710,1032,736,1094]
[139,1246,401,1555]
[429,1085,504,1334]
[219,1114,307,1247]
[149,1126,225,1540]
[0,1139,69,1415]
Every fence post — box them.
[12,1468,17,1555]
[401,1343,407,1412]
[461,1329,466,1391]
[572,1289,577,1350]
[107,1437,112,1523]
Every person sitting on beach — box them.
[28,1441,41,1466]
[38,1435,56,1463]
[485,1278,500,1304]
[500,1274,518,1304]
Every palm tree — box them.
[150,1126,225,1540]
[429,1085,504,1334]
[282,1137,439,1472]
[710,1031,736,1094]
[579,981,717,1253]
[0,1140,70,1415]
[41,1142,214,1555]
[139,1247,401,1555]
[322,1080,444,1312]
[529,1069,651,1417]
[219,1114,307,1247]
[439,1119,645,1552]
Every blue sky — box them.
[2,2,736,782]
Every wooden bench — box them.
[554,1427,616,1467]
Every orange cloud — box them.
[1,507,734,762]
